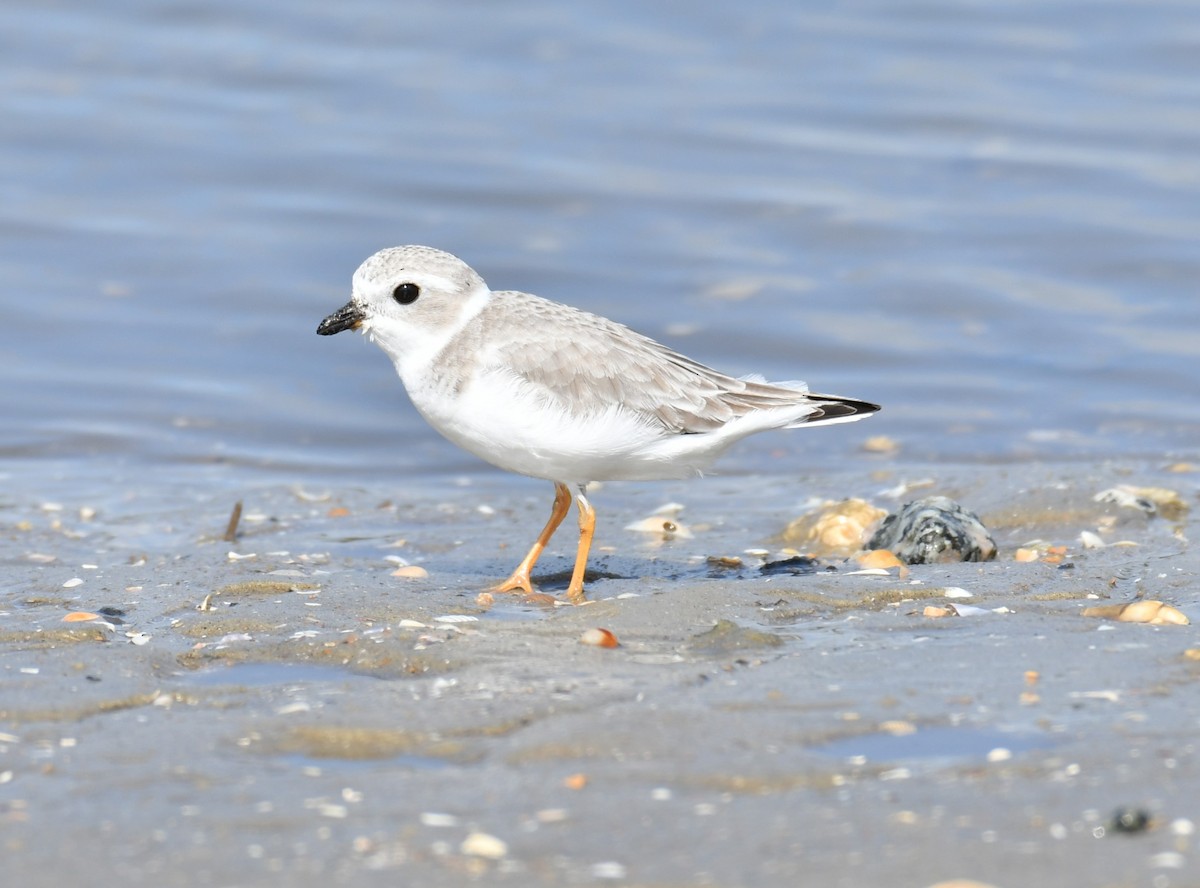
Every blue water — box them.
[3,0,1198,505]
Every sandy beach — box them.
[3,461,1196,886]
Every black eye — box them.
[392,282,420,305]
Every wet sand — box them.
[2,462,1196,887]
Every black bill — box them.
[317,301,365,335]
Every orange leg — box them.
[565,488,595,604]
[491,481,572,595]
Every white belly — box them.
[402,365,704,483]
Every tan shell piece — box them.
[1082,600,1189,625]
[780,498,886,556]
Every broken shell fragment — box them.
[867,496,997,564]
[1094,485,1188,520]
[855,549,905,570]
[391,565,428,579]
[624,514,693,539]
[580,628,619,648]
[780,498,886,556]
[62,612,101,622]
[1081,600,1189,625]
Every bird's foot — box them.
[489,571,535,596]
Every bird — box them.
[318,245,879,602]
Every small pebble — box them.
[590,862,627,880]
[391,565,428,579]
[1170,818,1194,837]
[420,812,459,827]
[862,435,900,454]
[1109,806,1151,834]
[1148,852,1186,869]
[706,555,743,568]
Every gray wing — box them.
[474,291,875,433]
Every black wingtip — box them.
[814,396,881,421]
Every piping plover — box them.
[318,245,879,602]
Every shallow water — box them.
[813,726,1054,765]
[3,0,1198,515]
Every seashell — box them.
[1082,600,1189,625]
[624,515,693,539]
[580,628,619,648]
[62,612,99,622]
[867,497,996,564]
[780,498,886,556]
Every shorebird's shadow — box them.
[531,567,628,590]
